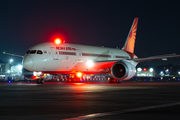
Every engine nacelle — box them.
[111,60,137,80]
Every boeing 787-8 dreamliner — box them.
[4,17,180,84]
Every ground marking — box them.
[63,102,180,120]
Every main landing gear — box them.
[109,78,121,83]
[36,78,44,84]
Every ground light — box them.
[143,68,147,71]
[149,68,153,72]
[10,59,13,63]
[137,68,142,72]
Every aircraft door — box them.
[51,47,59,60]
[76,49,83,62]
[110,51,115,59]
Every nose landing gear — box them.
[36,77,44,84]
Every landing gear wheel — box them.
[40,79,44,84]
[36,80,40,84]
[36,78,44,84]
[116,80,121,83]
[109,78,115,83]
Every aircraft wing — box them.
[70,54,180,74]
[3,51,24,57]
[132,54,180,62]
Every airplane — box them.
[3,17,180,84]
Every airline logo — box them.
[123,17,138,54]
[56,47,76,51]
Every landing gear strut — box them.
[36,78,44,84]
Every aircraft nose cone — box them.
[23,56,34,70]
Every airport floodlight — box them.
[17,65,23,71]
[178,72,180,75]
[137,68,142,72]
[7,70,10,73]
[149,68,153,72]
[10,59,13,63]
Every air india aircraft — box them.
[4,17,180,84]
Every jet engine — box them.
[111,60,137,80]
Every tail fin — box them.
[122,17,139,53]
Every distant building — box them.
[0,60,10,75]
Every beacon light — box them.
[54,38,62,45]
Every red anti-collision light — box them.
[54,38,62,45]
[143,68,147,71]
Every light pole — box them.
[149,68,154,77]
[9,59,13,77]
[10,59,13,63]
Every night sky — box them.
[0,0,180,65]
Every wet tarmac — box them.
[0,81,180,120]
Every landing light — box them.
[54,38,62,45]
[86,60,94,67]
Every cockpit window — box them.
[26,50,30,54]
[30,50,36,54]
[37,50,43,54]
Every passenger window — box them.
[30,50,36,54]
[37,50,43,54]
[26,50,30,54]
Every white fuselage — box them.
[23,42,137,74]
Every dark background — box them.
[0,0,180,65]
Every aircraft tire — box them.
[109,78,115,83]
[116,80,121,83]
[40,79,44,84]
[36,80,40,84]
